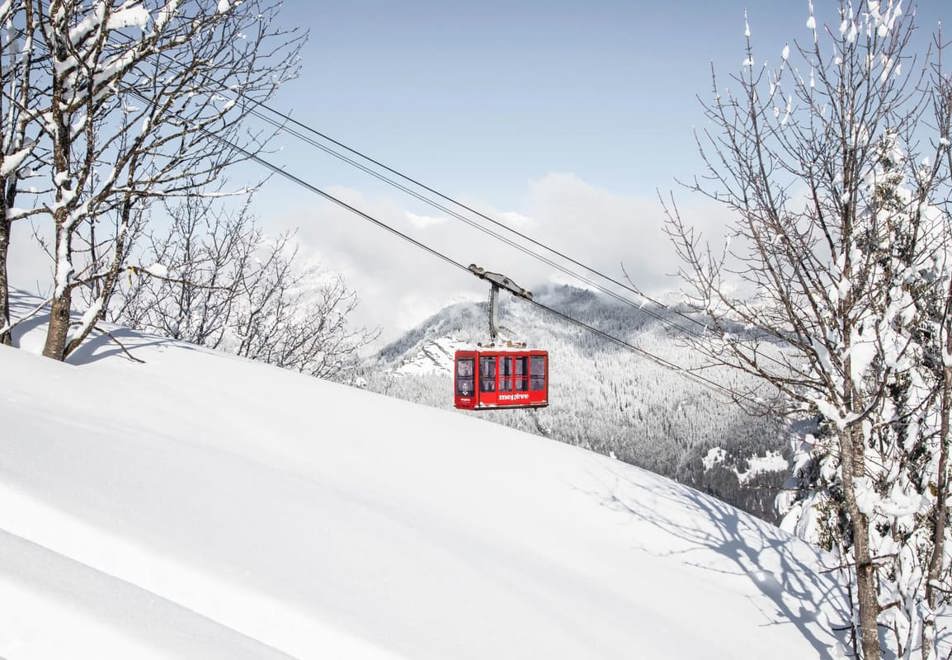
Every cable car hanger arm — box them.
[469,265,533,345]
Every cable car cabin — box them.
[454,349,548,410]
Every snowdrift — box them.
[0,299,849,659]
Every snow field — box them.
[0,304,849,658]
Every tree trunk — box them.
[841,426,882,659]
[42,211,71,360]
[852,506,881,659]
[42,289,71,359]
[63,237,126,358]
[0,215,10,346]
[923,363,951,660]
[43,54,71,362]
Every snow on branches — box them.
[665,2,952,658]
[0,1,303,358]
[113,194,377,384]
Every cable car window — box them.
[480,356,497,392]
[530,356,546,391]
[500,357,513,392]
[514,356,528,391]
[456,358,474,396]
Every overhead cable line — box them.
[246,107,719,334]
[37,23,761,405]
[100,21,714,342]
[102,20,792,377]
[111,64,755,404]
[245,106,707,331]
[254,101,705,321]
[242,102,797,376]
[183,122,761,407]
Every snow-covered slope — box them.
[0,302,850,658]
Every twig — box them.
[0,295,53,335]
[927,580,952,595]
[819,553,899,574]
[90,326,145,364]
[126,265,230,291]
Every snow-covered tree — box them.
[778,130,952,658]
[0,1,45,345]
[665,3,952,657]
[0,0,302,358]
[113,194,377,383]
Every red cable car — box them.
[453,265,549,410]
[454,348,548,410]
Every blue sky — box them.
[265,1,945,205]
[270,0,803,203]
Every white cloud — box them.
[404,211,447,229]
[495,210,533,227]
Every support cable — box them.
[31,24,768,407]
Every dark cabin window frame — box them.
[530,355,546,391]
[456,358,475,396]
[479,356,497,392]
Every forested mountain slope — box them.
[366,284,789,522]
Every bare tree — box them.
[664,3,952,657]
[0,1,45,344]
[113,194,257,348]
[230,246,376,383]
[0,0,302,359]
[114,194,377,384]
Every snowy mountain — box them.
[0,294,854,658]
[367,284,790,522]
